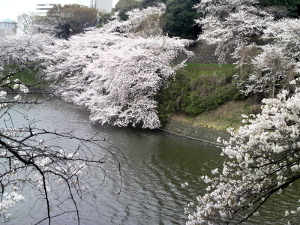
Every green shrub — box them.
[156,63,242,126]
[2,64,42,88]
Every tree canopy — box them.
[41,5,192,129]
[163,0,202,40]
[111,0,299,39]
[44,4,98,39]
[259,0,300,17]
[186,0,300,224]
[112,0,141,20]
[195,0,273,62]
[141,0,167,8]
[186,87,300,224]
[112,0,201,39]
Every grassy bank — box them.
[2,64,42,87]
[156,63,253,131]
[169,99,255,131]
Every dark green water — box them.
[2,97,300,224]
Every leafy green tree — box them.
[45,4,98,39]
[112,0,141,20]
[163,0,202,40]
[259,0,300,17]
[98,12,113,26]
[141,0,167,8]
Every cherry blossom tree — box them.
[262,18,300,63]
[41,5,193,129]
[186,84,300,224]
[17,12,39,35]
[235,44,298,99]
[0,34,121,224]
[42,33,192,129]
[188,2,300,224]
[102,3,166,37]
[234,18,300,99]
[195,0,273,63]
[0,34,54,65]
[195,1,300,100]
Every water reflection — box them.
[2,96,299,224]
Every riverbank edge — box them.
[1,87,53,94]
[161,118,230,147]
[4,87,231,147]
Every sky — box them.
[0,0,119,21]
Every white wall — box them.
[35,0,90,15]
[94,0,113,12]
[35,0,89,5]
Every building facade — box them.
[90,0,113,13]
[0,18,17,36]
[36,0,90,15]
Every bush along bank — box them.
[2,64,52,94]
[156,63,244,127]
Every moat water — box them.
[2,96,300,225]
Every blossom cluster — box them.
[187,87,300,224]
[188,1,300,223]
[40,5,193,129]
[235,20,300,98]
[0,34,54,65]
[102,3,166,37]
[194,0,273,63]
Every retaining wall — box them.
[176,39,235,64]
[162,119,230,147]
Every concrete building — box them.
[0,18,17,36]
[90,0,113,13]
[35,0,90,16]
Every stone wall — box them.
[187,39,219,63]
[176,39,235,64]
[161,119,230,147]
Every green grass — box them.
[170,99,254,131]
[11,71,40,86]
[156,63,244,126]
[2,64,42,88]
